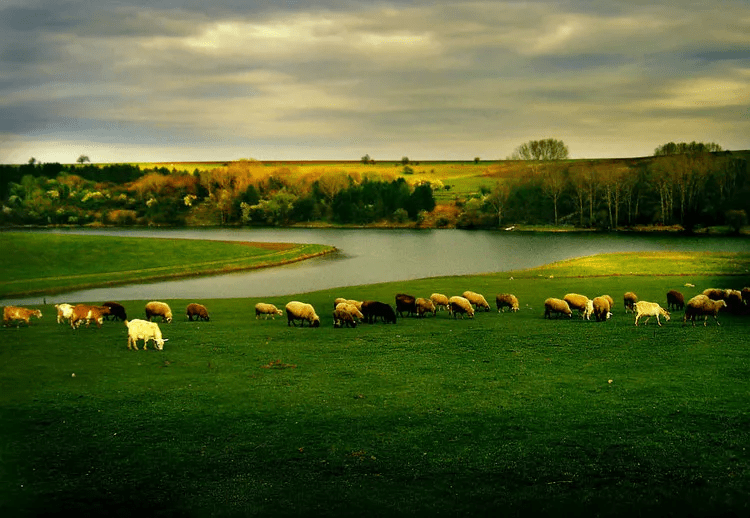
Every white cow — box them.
[125,319,168,350]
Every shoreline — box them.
[0,246,338,299]
[2,222,747,235]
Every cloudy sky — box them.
[1,0,749,163]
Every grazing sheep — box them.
[395,293,417,317]
[448,296,475,319]
[285,301,320,328]
[333,298,363,312]
[255,303,283,320]
[666,290,685,311]
[544,298,572,319]
[703,288,744,313]
[3,306,42,327]
[495,293,519,313]
[186,303,210,321]
[430,293,450,312]
[361,300,397,324]
[634,301,670,327]
[125,319,167,350]
[462,291,491,312]
[582,299,594,321]
[684,295,727,326]
[102,301,127,321]
[415,297,436,317]
[624,292,638,313]
[70,304,104,329]
[724,289,744,312]
[332,308,357,328]
[335,302,364,321]
[55,303,74,324]
[145,301,172,323]
[592,296,613,322]
[601,295,615,314]
[564,293,590,317]
[702,288,725,300]
[742,287,750,305]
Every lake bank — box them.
[2,228,748,306]
[0,232,336,299]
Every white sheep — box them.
[462,291,491,312]
[125,319,168,350]
[335,302,364,321]
[415,297,436,317]
[495,293,519,313]
[592,296,613,322]
[448,296,475,319]
[332,308,357,328]
[582,299,594,321]
[334,298,363,311]
[684,295,727,326]
[255,303,283,320]
[145,301,172,323]
[633,301,670,326]
[285,301,321,328]
[544,298,572,319]
[430,293,450,312]
[55,303,74,324]
[563,293,590,317]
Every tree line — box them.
[1,142,747,232]
[0,161,437,227]
[457,151,749,232]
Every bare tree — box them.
[541,164,567,226]
[510,139,569,161]
[568,165,589,227]
[484,182,511,227]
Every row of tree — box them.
[0,161,438,227]
[457,152,749,232]
[1,142,747,231]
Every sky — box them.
[1,0,749,164]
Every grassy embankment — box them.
[1,239,750,516]
[0,232,335,298]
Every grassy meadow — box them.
[0,232,335,298]
[1,244,750,516]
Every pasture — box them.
[1,254,750,516]
[0,232,335,298]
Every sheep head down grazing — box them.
[285,301,320,328]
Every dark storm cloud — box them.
[0,0,748,162]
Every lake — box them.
[3,228,749,305]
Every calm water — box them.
[4,228,749,305]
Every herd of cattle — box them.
[2,286,748,349]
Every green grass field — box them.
[0,233,335,298]
[1,250,750,517]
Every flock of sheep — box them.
[2,285,748,350]
[1,300,208,351]
[544,287,749,327]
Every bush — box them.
[391,208,409,223]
